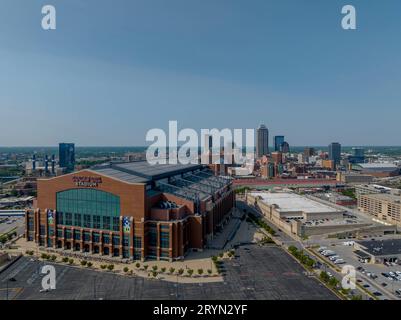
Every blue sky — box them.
[1,0,401,146]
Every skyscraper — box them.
[349,147,365,164]
[274,136,285,152]
[281,141,290,153]
[328,142,341,165]
[59,143,75,173]
[256,125,269,158]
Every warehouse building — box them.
[25,161,234,261]
[244,192,371,237]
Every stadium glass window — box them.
[48,227,54,237]
[65,213,73,226]
[83,232,90,242]
[134,252,141,260]
[28,218,34,231]
[102,216,110,230]
[160,231,169,248]
[40,225,45,236]
[93,215,101,229]
[112,236,120,246]
[56,189,120,231]
[74,213,82,227]
[65,229,72,239]
[56,212,63,225]
[123,249,130,258]
[147,248,157,258]
[112,217,120,231]
[83,214,91,228]
[148,229,157,247]
[74,231,81,240]
[57,229,63,238]
[93,233,100,243]
[134,236,142,248]
[103,234,110,244]
[160,250,169,260]
[123,237,129,247]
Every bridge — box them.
[0,210,26,217]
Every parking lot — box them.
[0,245,337,300]
[314,241,401,300]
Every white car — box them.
[395,271,401,276]
[389,272,396,277]
[329,256,340,261]
[334,259,345,265]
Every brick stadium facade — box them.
[25,162,235,261]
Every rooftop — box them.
[361,193,401,203]
[358,239,401,257]
[250,192,342,214]
[92,161,202,183]
[357,163,398,170]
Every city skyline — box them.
[2,0,401,146]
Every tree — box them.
[197,269,203,276]
[161,267,166,273]
[152,271,158,278]
[87,262,93,268]
[169,267,175,274]
[143,265,149,271]
[50,255,57,261]
[80,260,87,266]
[152,265,158,272]
[187,269,194,277]
[178,268,184,275]
[68,258,74,265]
[207,269,212,275]
[123,267,129,273]
[100,264,106,270]
[135,262,141,269]
[107,264,114,271]
[62,257,69,263]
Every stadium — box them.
[25,161,234,261]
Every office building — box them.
[281,141,290,153]
[304,147,315,158]
[25,161,234,261]
[59,143,75,173]
[256,125,269,158]
[349,147,365,164]
[274,136,285,152]
[328,143,341,166]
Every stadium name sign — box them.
[72,176,103,188]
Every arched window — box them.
[56,189,120,230]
